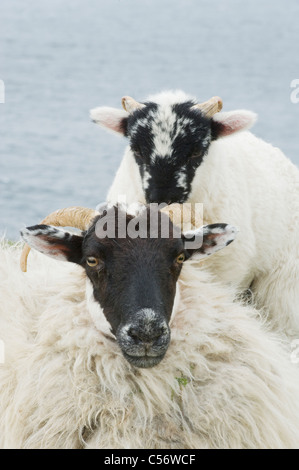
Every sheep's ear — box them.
[183,223,238,259]
[90,106,128,135]
[20,225,84,264]
[211,110,257,139]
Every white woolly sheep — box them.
[90,90,299,338]
[1,205,299,449]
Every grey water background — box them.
[0,0,298,240]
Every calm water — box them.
[1,0,299,240]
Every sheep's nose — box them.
[128,326,166,348]
[117,308,171,361]
[147,189,170,205]
[147,195,173,205]
[117,309,171,367]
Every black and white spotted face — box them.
[126,101,212,204]
[91,90,257,206]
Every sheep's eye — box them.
[190,152,202,160]
[134,149,145,162]
[176,253,185,264]
[86,257,99,267]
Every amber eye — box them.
[176,253,185,264]
[86,257,99,267]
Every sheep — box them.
[90,90,299,338]
[19,204,238,369]
[1,205,299,449]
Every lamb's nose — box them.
[147,188,173,205]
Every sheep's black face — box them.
[126,102,212,204]
[22,205,238,368]
[83,208,186,368]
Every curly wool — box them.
[0,242,299,449]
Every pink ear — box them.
[213,110,257,137]
[90,106,128,135]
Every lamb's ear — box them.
[90,106,128,135]
[20,225,84,264]
[211,110,257,139]
[183,223,238,259]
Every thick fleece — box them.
[0,242,299,449]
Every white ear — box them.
[213,110,257,137]
[90,106,128,135]
[183,223,238,258]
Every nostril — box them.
[152,327,166,340]
[128,326,166,344]
[128,327,142,343]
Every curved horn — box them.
[160,203,203,232]
[20,206,98,272]
[192,96,223,118]
[121,96,145,113]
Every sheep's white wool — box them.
[1,242,299,449]
[170,283,181,324]
[146,89,195,107]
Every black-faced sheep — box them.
[0,205,299,449]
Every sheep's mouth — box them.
[122,351,166,368]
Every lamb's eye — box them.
[190,151,202,160]
[86,257,99,267]
[176,253,185,264]
[134,148,145,162]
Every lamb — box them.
[90,90,299,338]
[1,204,299,449]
